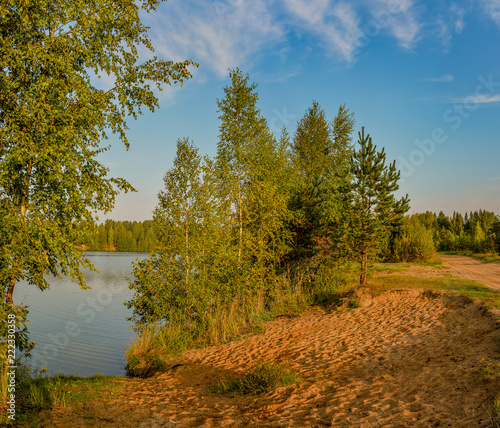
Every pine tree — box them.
[292,101,332,180]
[289,102,355,261]
[339,127,409,284]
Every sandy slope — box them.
[440,255,500,290]
[48,288,500,428]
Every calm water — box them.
[13,252,147,377]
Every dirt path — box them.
[46,289,500,428]
[439,255,500,290]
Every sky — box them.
[99,0,500,221]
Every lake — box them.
[12,252,147,377]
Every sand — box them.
[440,255,500,290]
[47,287,500,427]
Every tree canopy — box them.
[0,0,195,364]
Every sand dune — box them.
[49,288,500,427]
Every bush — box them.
[207,362,299,396]
[391,216,435,262]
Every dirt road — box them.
[439,255,500,290]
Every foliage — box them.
[128,69,294,330]
[207,362,299,396]
[288,101,355,261]
[0,303,35,403]
[215,68,292,278]
[337,127,409,284]
[0,1,194,400]
[125,72,416,376]
[408,210,500,255]
[0,0,195,307]
[127,138,224,328]
[389,215,436,262]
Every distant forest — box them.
[81,210,499,255]
[408,209,500,254]
[82,220,156,252]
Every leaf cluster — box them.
[0,1,196,304]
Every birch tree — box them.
[0,0,195,364]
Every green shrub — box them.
[207,362,299,396]
[392,216,435,262]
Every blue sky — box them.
[99,0,500,221]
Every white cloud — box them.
[453,94,500,104]
[145,0,284,78]
[369,0,421,49]
[422,74,454,82]
[435,4,466,49]
[285,0,362,63]
[452,5,466,33]
[481,0,500,25]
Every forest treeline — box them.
[81,220,156,252]
[82,210,500,257]
[393,210,500,261]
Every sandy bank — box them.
[48,288,500,427]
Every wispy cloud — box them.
[452,94,500,104]
[481,0,500,25]
[146,0,284,78]
[436,4,466,49]
[264,69,302,83]
[369,0,421,49]
[138,1,498,81]
[285,0,362,63]
[452,5,466,33]
[422,74,454,82]
[486,176,500,181]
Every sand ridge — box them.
[48,288,500,427]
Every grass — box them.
[207,362,299,396]
[0,364,124,427]
[357,256,445,276]
[371,263,410,273]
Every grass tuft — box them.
[207,362,299,396]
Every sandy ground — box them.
[439,255,500,290]
[47,286,500,427]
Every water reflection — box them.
[13,252,147,377]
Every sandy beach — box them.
[48,284,500,427]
